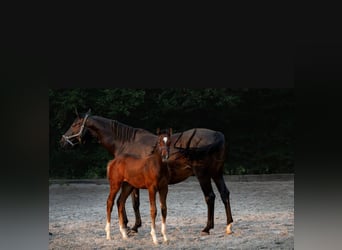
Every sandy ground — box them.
[49,176,294,249]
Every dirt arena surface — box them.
[49,176,294,249]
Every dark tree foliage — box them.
[49,88,294,178]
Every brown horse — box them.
[105,128,172,245]
[60,110,233,235]
[125,128,233,235]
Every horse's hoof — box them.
[164,239,170,245]
[226,224,233,235]
[127,229,137,236]
[200,231,210,236]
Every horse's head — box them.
[60,109,91,148]
[156,128,172,162]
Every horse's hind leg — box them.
[213,175,233,234]
[196,175,216,235]
[159,185,169,243]
[117,182,134,239]
[105,182,120,240]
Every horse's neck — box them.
[86,116,154,157]
[86,116,119,154]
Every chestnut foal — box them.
[105,128,172,245]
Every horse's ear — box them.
[87,108,91,114]
[169,128,173,135]
[156,128,160,135]
[75,107,79,117]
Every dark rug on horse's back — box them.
[173,129,223,157]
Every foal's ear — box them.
[156,128,160,135]
[169,128,173,135]
[87,108,91,114]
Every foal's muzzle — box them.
[161,149,169,162]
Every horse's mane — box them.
[90,116,139,143]
[110,120,138,142]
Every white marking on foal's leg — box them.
[161,222,169,243]
[119,225,128,240]
[150,226,158,245]
[105,222,111,240]
[226,223,233,234]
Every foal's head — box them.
[60,109,91,147]
[156,128,172,162]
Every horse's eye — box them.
[72,122,81,128]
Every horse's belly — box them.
[168,164,193,184]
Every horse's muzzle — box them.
[60,137,68,148]
[60,135,79,148]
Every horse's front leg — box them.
[131,188,142,233]
[159,185,169,243]
[106,182,120,240]
[148,188,158,245]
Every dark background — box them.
[49,88,294,179]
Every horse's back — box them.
[172,128,225,150]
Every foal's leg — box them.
[117,192,128,229]
[105,181,121,240]
[159,185,169,243]
[148,188,158,245]
[117,182,134,239]
[117,182,131,229]
[213,175,234,234]
[196,175,216,235]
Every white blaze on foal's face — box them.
[163,136,168,144]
